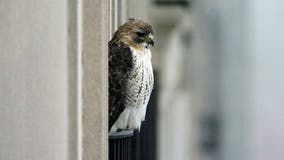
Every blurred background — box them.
[131,0,284,160]
[1,0,284,160]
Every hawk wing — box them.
[108,40,134,130]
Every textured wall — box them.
[0,0,68,160]
[82,0,109,160]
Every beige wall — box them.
[0,0,149,160]
[0,0,68,160]
[81,0,109,160]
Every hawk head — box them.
[112,18,154,50]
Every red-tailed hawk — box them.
[109,19,155,132]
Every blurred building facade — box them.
[149,0,284,160]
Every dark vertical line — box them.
[67,0,78,160]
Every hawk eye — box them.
[136,32,146,37]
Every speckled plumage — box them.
[109,19,154,132]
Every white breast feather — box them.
[110,47,153,132]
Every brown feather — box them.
[110,19,154,51]
[108,18,154,131]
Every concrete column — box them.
[0,0,68,160]
[82,0,109,160]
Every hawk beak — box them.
[148,39,155,47]
[146,33,155,47]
